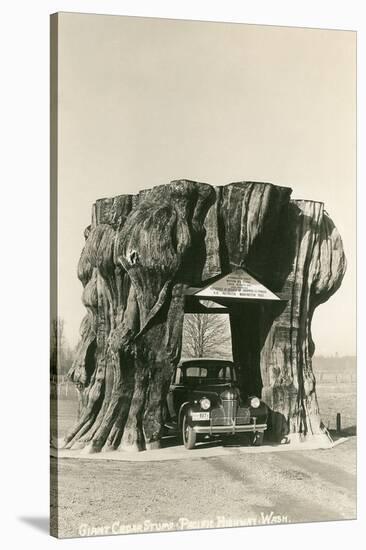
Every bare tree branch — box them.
[182,314,232,359]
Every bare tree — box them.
[50,317,74,377]
[182,313,232,359]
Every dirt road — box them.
[51,436,356,538]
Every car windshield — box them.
[182,361,235,383]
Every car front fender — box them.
[178,402,192,428]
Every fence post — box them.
[336,413,341,433]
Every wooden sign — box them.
[194,269,280,301]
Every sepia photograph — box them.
[50,11,356,539]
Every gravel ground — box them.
[51,436,356,539]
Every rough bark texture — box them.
[65,180,346,451]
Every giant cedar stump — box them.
[65,180,346,451]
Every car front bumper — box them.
[193,422,267,435]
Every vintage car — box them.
[165,358,268,449]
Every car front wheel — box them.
[182,414,197,450]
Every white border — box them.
[1,1,364,549]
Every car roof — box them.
[179,357,234,366]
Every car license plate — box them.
[192,412,209,421]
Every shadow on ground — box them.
[329,426,357,440]
[18,517,49,534]
[161,433,255,450]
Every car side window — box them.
[218,366,231,380]
[185,367,208,378]
[174,367,182,385]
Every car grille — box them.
[211,400,251,426]
[236,407,251,425]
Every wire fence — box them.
[316,372,356,431]
[320,409,356,433]
[316,373,356,384]
[50,376,79,400]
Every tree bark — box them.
[259,202,346,440]
[64,180,346,451]
[65,180,215,451]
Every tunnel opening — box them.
[184,268,284,402]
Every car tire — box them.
[251,431,264,446]
[182,414,197,450]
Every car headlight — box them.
[250,397,260,408]
[200,397,211,410]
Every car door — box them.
[167,366,184,420]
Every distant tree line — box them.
[312,355,356,372]
[50,317,75,377]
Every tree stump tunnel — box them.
[65,180,346,452]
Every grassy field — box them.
[316,383,356,432]
[314,356,356,432]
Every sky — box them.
[56,13,356,356]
